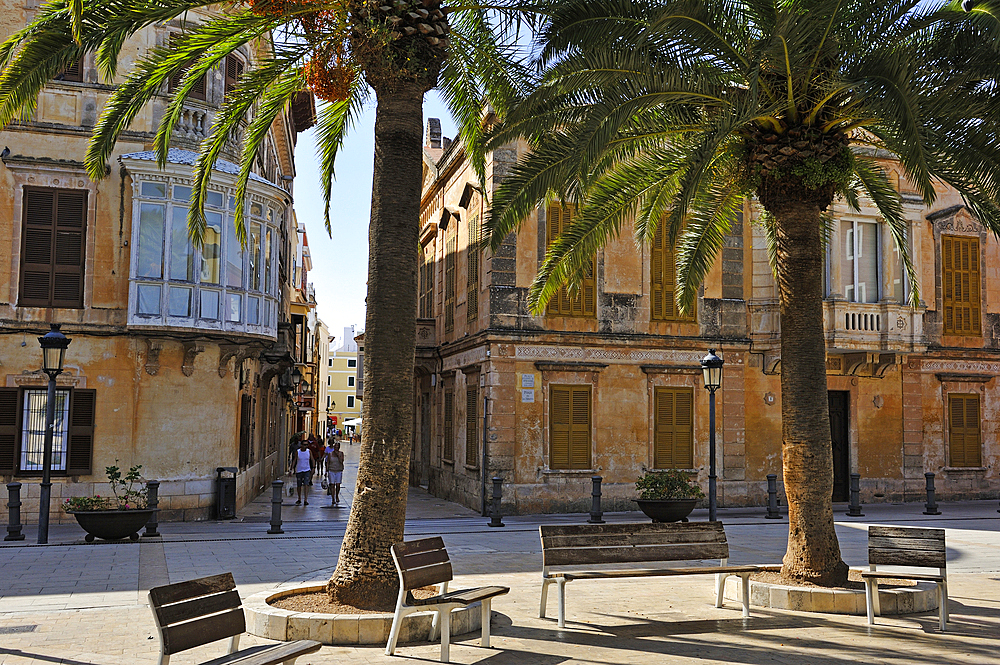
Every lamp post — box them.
[37,324,70,544]
[700,348,724,522]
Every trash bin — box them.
[215,467,237,519]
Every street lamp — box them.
[290,367,303,388]
[37,324,71,544]
[700,348,724,522]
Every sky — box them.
[292,92,458,349]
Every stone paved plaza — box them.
[2,446,999,664]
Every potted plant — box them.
[63,462,156,542]
[634,469,705,523]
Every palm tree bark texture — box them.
[326,82,426,607]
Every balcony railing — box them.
[823,300,926,353]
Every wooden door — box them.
[828,391,850,502]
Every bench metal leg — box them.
[386,591,408,656]
[228,634,241,654]
[540,577,552,618]
[282,659,299,665]
[557,578,567,628]
[440,605,451,663]
[740,573,751,618]
[481,599,492,648]
[715,573,725,608]
[865,579,878,625]
[938,580,948,631]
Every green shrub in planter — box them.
[636,469,705,500]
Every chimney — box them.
[442,136,452,151]
[426,118,442,149]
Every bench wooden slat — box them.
[393,536,445,557]
[154,589,242,627]
[160,608,246,655]
[859,570,945,582]
[401,562,453,590]
[198,641,322,665]
[869,526,945,540]
[544,542,730,567]
[556,565,758,580]
[397,548,450,571]
[868,536,947,552]
[869,547,946,568]
[540,522,724,538]
[149,572,236,607]
[409,585,509,606]
[542,529,726,549]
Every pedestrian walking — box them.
[293,439,314,506]
[325,440,346,506]
[307,433,324,486]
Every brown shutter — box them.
[225,55,244,95]
[443,390,454,461]
[57,56,84,82]
[654,387,694,469]
[20,188,86,308]
[239,394,252,468]
[467,214,479,323]
[549,386,571,469]
[0,388,19,473]
[67,389,95,475]
[466,387,478,466]
[569,386,591,469]
[651,224,665,320]
[942,236,981,336]
[445,234,456,334]
[949,394,981,467]
[168,34,206,100]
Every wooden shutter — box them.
[651,222,694,322]
[549,385,591,470]
[57,56,84,82]
[67,389,95,475]
[224,55,244,95]
[443,390,454,461]
[168,34,207,100]
[467,214,479,323]
[445,234,456,334]
[949,394,981,467]
[20,188,87,308]
[942,235,980,336]
[466,386,478,466]
[0,388,19,473]
[654,387,693,468]
[545,203,595,318]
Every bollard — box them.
[5,482,25,541]
[765,474,781,519]
[488,477,505,528]
[588,476,605,524]
[923,472,941,515]
[143,480,161,537]
[847,473,864,517]
[268,480,285,534]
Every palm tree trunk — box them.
[773,199,849,586]
[327,81,424,609]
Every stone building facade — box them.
[415,119,999,515]
[0,6,315,521]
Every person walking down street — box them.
[308,433,325,485]
[325,440,346,506]
[293,439,314,506]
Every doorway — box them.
[828,391,850,502]
[419,392,431,488]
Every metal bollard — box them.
[765,474,781,519]
[588,476,605,524]
[268,480,285,534]
[923,472,941,515]
[488,477,505,528]
[5,482,25,541]
[847,473,864,517]
[143,480,161,537]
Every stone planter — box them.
[66,509,157,542]
[634,498,697,523]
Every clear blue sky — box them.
[293,92,457,348]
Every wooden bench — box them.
[148,573,321,665]
[539,522,758,627]
[387,536,509,663]
[861,525,948,631]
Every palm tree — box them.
[485,0,1000,585]
[0,0,530,606]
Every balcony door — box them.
[828,391,850,502]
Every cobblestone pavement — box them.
[2,445,998,663]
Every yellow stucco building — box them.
[415,117,999,514]
[0,6,316,521]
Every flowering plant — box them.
[63,462,148,511]
[636,469,705,500]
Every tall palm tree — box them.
[0,0,530,606]
[486,0,1000,585]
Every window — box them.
[651,223,696,321]
[224,55,244,95]
[467,213,480,323]
[419,243,435,319]
[653,387,694,468]
[20,188,87,308]
[328,358,333,367]
[327,376,331,386]
[443,390,454,462]
[238,394,253,468]
[167,34,206,100]
[347,395,355,408]
[326,396,331,409]
[948,394,981,467]
[466,386,478,466]
[348,358,357,368]
[549,385,591,469]
[546,204,596,317]
[840,220,879,303]
[55,56,84,83]
[0,387,95,475]
[942,235,981,336]
[445,233,457,333]
[348,376,355,387]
